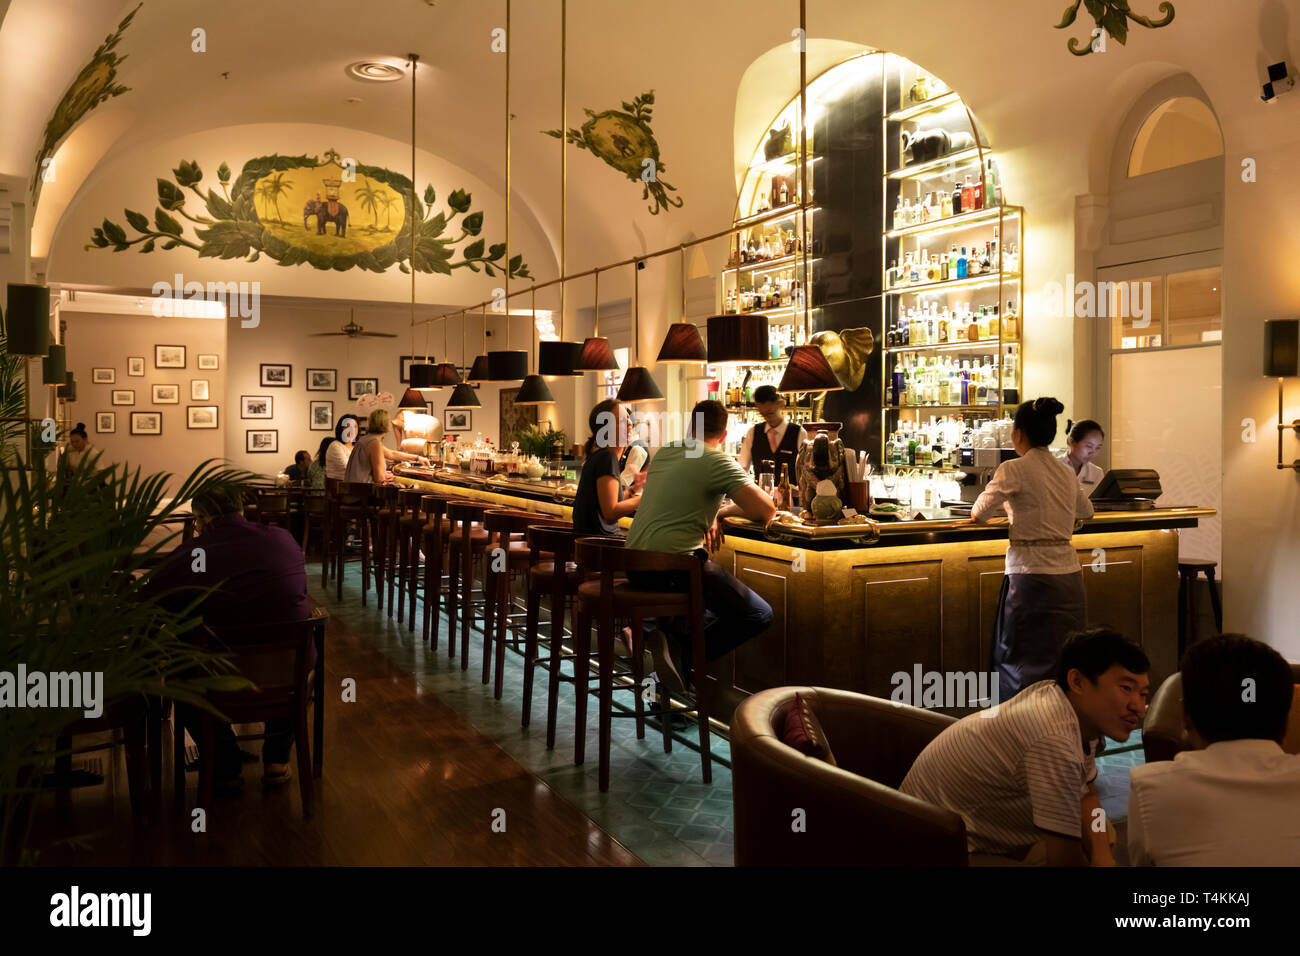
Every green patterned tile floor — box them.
[311,563,1147,865]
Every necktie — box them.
[767,425,780,450]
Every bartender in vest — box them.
[1061,419,1105,492]
[736,385,807,484]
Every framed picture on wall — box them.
[127,357,145,376]
[197,354,219,370]
[240,395,272,419]
[309,400,334,430]
[348,377,378,399]
[91,368,115,384]
[187,406,218,429]
[155,345,186,369]
[499,386,539,449]
[246,429,278,453]
[191,380,209,401]
[260,363,292,387]
[152,384,180,404]
[445,409,472,432]
[306,368,337,391]
[95,412,115,434]
[130,412,162,436]
[399,356,420,384]
[111,390,135,406]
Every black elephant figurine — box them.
[303,199,349,237]
[900,127,976,165]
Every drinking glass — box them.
[759,472,775,498]
[881,465,897,499]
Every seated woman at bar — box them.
[1061,418,1105,493]
[323,414,360,481]
[972,397,1094,698]
[62,422,93,475]
[573,399,645,536]
[344,409,427,484]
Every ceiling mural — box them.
[31,2,143,210]
[543,90,683,215]
[86,148,530,277]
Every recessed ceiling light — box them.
[345,61,405,82]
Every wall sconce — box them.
[1264,319,1299,470]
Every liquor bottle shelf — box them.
[885,404,1007,411]
[723,305,806,321]
[886,271,1019,296]
[885,204,1022,239]
[724,253,821,276]
[887,147,984,181]
[747,152,823,175]
[885,337,1019,354]
[734,202,820,229]
[887,91,962,123]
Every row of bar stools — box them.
[322,477,341,589]
[522,524,586,747]
[573,536,712,792]
[393,487,427,631]
[419,495,454,647]
[370,484,400,615]
[334,482,380,605]
[446,500,494,671]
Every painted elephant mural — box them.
[303,197,349,236]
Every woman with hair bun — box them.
[972,397,1095,697]
[62,422,93,475]
[1061,418,1105,492]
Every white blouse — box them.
[1059,453,1105,493]
[325,441,351,481]
[973,447,1094,575]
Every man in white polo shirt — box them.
[1128,633,1300,866]
[901,628,1150,866]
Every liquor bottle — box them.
[962,175,975,212]
[952,182,963,216]
[893,196,904,230]
[907,252,920,285]
[940,251,950,282]
[924,251,940,282]
[968,245,982,277]
[972,175,983,211]
[779,179,790,205]
[778,463,791,510]
[938,362,951,405]
[941,191,953,218]
[1003,299,1018,338]
[985,160,1001,207]
[957,247,968,280]
[981,241,993,274]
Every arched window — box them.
[1127,96,1224,177]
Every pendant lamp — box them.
[487,348,527,381]
[397,387,427,410]
[445,305,480,408]
[539,340,584,376]
[658,244,707,364]
[57,371,76,403]
[616,259,664,404]
[707,312,769,365]
[577,267,619,371]
[42,343,67,385]
[778,344,841,393]
[409,362,438,389]
[468,305,491,382]
[515,286,554,405]
[432,361,462,386]
[6,284,51,356]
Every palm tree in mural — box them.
[354,178,382,232]
[262,172,294,225]
[377,190,400,232]
[255,180,275,222]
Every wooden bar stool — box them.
[336,482,378,605]
[573,537,711,792]
[394,487,427,630]
[446,500,493,670]
[300,490,328,558]
[322,477,342,588]
[1177,558,1224,658]
[522,524,585,746]
[418,495,454,647]
[371,484,401,615]
[254,489,293,531]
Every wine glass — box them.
[881,465,896,500]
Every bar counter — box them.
[394,465,1213,718]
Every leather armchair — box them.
[730,686,968,866]
[1143,664,1300,763]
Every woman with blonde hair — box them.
[344,409,426,484]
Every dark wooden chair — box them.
[573,536,711,792]
[522,523,586,746]
[1177,558,1223,658]
[254,489,294,533]
[58,696,154,825]
[183,618,318,817]
[445,500,493,671]
[418,495,454,647]
[322,477,343,588]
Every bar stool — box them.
[254,489,293,531]
[335,482,378,605]
[393,487,427,630]
[1177,558,1223,657]
[445,500,494,670]
[573,537,711,792]
[370,484,402,615]
[322,477,342,588]
[300,490,328,558]
[522,524,585,746]
[418,495,454,647]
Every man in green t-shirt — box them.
[627,400,777,689]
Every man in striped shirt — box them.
[901,629,1150,866]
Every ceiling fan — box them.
[310,310,397,339]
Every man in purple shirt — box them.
[146,485,311,787]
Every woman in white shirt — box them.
[322,415,360,481]
[1061,419,1105,492]
[972,397,1094,697]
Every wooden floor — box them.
[27,614,642,866]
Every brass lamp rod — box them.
[799,0,809,342]
[560,0,566,339]
[504,0,511,351]
[410,53,418,336]
[632,258,640,365]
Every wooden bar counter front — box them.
[395,466,1212,721]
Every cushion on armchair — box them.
[781,692,838,766]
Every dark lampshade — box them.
[538,340,584,376]
[467,354,491,382]
[432,362,462,386]
[514,374,555,405]
[42,343,67,385]
[576,336,619,371]
[408,362,438,389]
[57,371,76,402]
[1264,319,1299,377]
[6,283,51,357]
[397,387,427,409]
[778,344,844,394]
[444,383,481,409]
[616,365,663,403]
[487,349,527,381]
[707,313,769,365]
[656,323,707,364]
